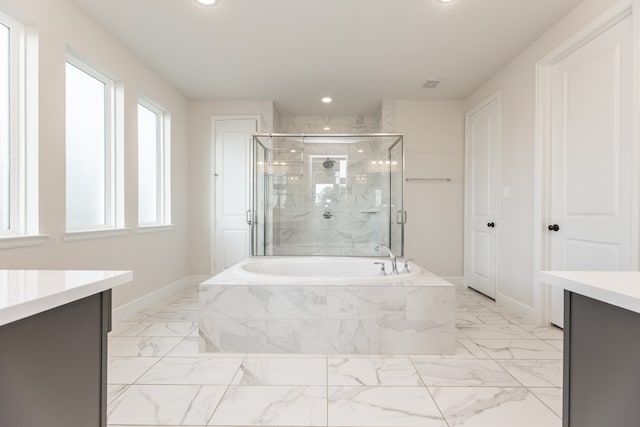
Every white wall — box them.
[393,101,466,278]
[466,0,623,311]
[0,0,191,308]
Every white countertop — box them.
[541,271,640,314]
[0,270,132,326]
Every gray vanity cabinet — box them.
[563,290,640,427]
[0,290,111,427]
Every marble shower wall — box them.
[260,108,401,256]
[262,137,401,256]
[377,100,396,133]
[278,114,379,134]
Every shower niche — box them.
[251,134,404,257]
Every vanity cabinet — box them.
[542,271,640,427]
[0,270,131,427]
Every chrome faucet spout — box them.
[375,243,398,274]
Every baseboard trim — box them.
[112,275,209,323]
[496,291,535,321]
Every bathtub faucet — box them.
[375,243,398,275]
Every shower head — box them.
[322,158,335,169]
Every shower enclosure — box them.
[251,133,404,257]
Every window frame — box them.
[137,98,171,228]
[0,10,42,248]
[65,51,124,234]
[1,19,18,235]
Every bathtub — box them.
[199,257,456,355]
[238,256,421,282]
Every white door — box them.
[465,97,499,299]
[549,16,634,327]
[214,119,257,273]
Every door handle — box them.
[396,210,407,225]
[548,224,560,232]
[487,222,495,228]
[246,210,253,225]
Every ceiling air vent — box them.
[422,79,444,89]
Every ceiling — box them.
[70,0,583,115]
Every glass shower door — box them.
[251,134,404,257]
[389,136,404,256]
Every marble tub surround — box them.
[199,257,456,355]
[107,285,562,426]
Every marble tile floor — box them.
[107,286,563,427]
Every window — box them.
[0,23,9,233]
[0,11,40,247]
[65,53,123,234]
[137,100,171,227]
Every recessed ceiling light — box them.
[322,97,333,103]
[323,127,331,131]
[437,0,454,3]
[197,0,218,5]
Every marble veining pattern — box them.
[108,356,161,384]
[429,386,561,427]
[209,385,327,426]
[457,323,537,339]
[108,286,562,427]
[328,386,447,427]
[326,319,381,354]
[529,387,563,417]
[107,384,226,425]
[472,339,563,360]
[232,357,327,385]
[199,265,456,355]
[136,357,243,385]
[413,359,521,387]
[328,357,423,386]
[247,286,326,319]
[326,287,407,320]
[498,359,563,387]
[109,336,183,357]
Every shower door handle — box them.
[396,210,407,225]
[246,210,254,225]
